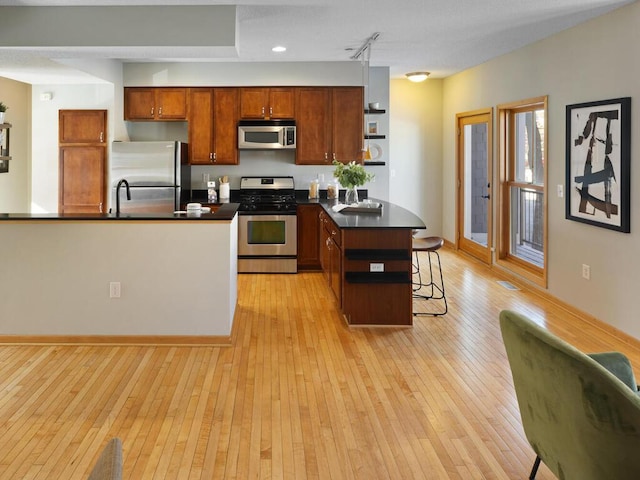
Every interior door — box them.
[456,109,493,264]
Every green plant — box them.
[332,160,374,189]
[0,102,8,113]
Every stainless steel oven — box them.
[238,214,297,273]
[237,176,298,273]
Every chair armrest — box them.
[588,352,639,392]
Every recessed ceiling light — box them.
[272,46,287,53]
[406,71,430,82]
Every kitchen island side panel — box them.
[0,220,237,337]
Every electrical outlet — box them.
[109,281,121,298]
[370,263,384,272]
[557,184,564,198]
[582,264,590,280]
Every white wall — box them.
[0,77,30,213]
[389,78,443,234]
[441,1,640,338]
[0,219,238,337]
[30,83,117,213]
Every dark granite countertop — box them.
[300,198,426,230]
[0,203,240,221]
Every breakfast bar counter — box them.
[300,198,426,327]
[0,206,239,344]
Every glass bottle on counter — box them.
[326,180,339,200]
[309,178,319,199]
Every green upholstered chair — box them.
[499,310,640,480]
[87,437,123,480]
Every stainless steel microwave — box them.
[238,120,296,150]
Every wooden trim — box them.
[491,260,640,349]
[0,334,233,346]
[496,96,548,287]
[455,107,493,265]
[0,301,241,346]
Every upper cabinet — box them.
[59,110,107,144]
[188,87,239,165]
[239,87,295,120]
[124,87,188,121]
[295,87,363,165]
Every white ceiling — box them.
[0,0,635,84]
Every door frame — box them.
[455,108,493,265]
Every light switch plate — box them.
[557,184,564,197]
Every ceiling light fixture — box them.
[272,46,287,53]
[406,71,430,82]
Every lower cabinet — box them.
[313,206,415,325]
[319,210,342,305]
[297,204,322,270]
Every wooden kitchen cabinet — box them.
[59,110,106,144]
[297,204,322,270]
[58,110,107,214]
[59,145,106,213]
[188,87,239,165]
[124,87,188,121]
[240,87,294,119]
[295,87,363,165]
[319,210,342,304]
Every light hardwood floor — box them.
[1,248,639,479]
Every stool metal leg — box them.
[412,249,448,316]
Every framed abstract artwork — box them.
[565,97,631,232]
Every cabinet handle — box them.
[332,153,336,161]
[209,153,213,161]
[99,202,103,213]
[212,152,217,163]
[158,107,163,117]
[151,107,154,116]
[99,132,104,143]
[269,106,273,117]
[261,106,265,118]
[324,152,328,160]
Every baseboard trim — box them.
[490,261,640,349]
[0,334,233,346]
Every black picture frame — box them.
[565,97,631,232]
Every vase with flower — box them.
[332,160,374,205]
[0,102,8,124]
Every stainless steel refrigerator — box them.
[110,141,190,213]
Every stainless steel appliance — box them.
[110,141,190,213]
[238,176,298,273]
[238,120,296,150]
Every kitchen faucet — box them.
[115,179,131,215]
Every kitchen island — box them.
[0,204,239,344]
[301,198,426,327]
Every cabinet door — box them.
[295,88,332,165]
[188,88,215,165]
[329,237,342,304]
[212,88,239,165]
[269,88,295,119]
[156,88,187,120]
[124,88,155,120]
[59,110,106,144]
[331,87,364,164]
[239,87,268,119]
[319,212,331,281]
[59,145,105,213]
[297,204,321,270]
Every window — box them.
[498,97,547,286]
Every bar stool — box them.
[412,236,448,316]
